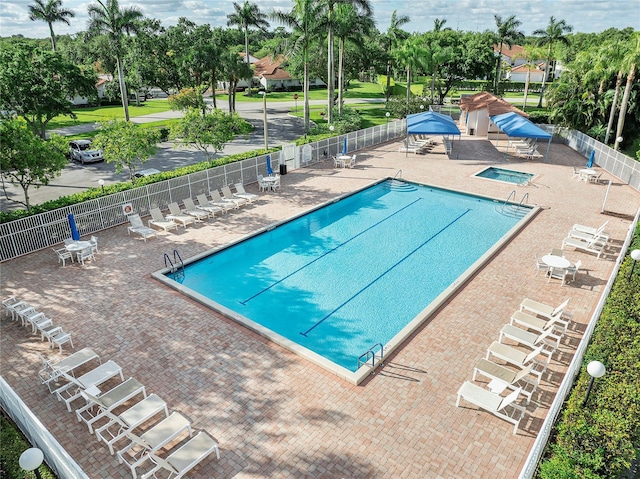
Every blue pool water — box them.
[165,180,528,373]
[475,167,534,185]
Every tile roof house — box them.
[458,92,527,136]
[506,64,546,83]
[494,44,528,67]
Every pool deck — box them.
[2,136,639,478]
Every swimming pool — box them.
[475,167,535,185]
[154,179,537,384]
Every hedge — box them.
[536,223,640,478]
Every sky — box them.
[0,0,638,40]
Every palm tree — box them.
[533,16,573,107]
[433,18,450,32]
[394,35,426,106]
[493,14,524,95]
[614,32,640,150]
[333,3,374,115]
[28,0,75,52]
[86,0,143,121]
[270,0,323,135]
[227,1,269,95]
[385,10,410,105]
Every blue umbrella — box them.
[342,137,347,155]
[266,154,273,176]
[68,213,80,241]
[586,150,595,168]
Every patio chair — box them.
[562,235,605,259]
[116,412,193,479]
[566,260,582,283]
[149,208,179,233]
[38,347,101,392]
[211,189,240,209]
[140,431,220,479]
[25,311,52,333]
[550,248,565,257]
[54,247,74,267]
[257,175,269,192]
[547,266,569,286]
[128,214,158,242]
[271,175,281,191]
[95,394,168,454]
[571,221,608,237]
[234,183,259,203]
[571,166,580,179]
[77,246,95,266]
[472,358,539,404]
[90,235,99,254]
[510,309,570,335]
[2,296,20,317]
[456,382,526,434]
[589,172,603,184]
[181,198,210,222]
[221,186,248,207]
[499,323,562,353]
[195,194,225,216]
[4,299,28,321]
[485,341,550,379]
[167,202,197,227]
[54,360,124,411]
[534,254,548,276]
[520,298,571,321]
[76,377,146,434]
[48,328,74,353]
[15,305,37,327]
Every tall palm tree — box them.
[86,0,143,122]
[433,18,450,32]
[614,32,640,150]
[385,10,410,105]
[394,35,426,106]
[533,16,573,107]
[321,0,372,123]
[493,14,524,95]
[28,0,75,52]
[227,1,269,95]
[270,0,323,135]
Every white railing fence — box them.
[0,120,406,262]
[0,376,90,479]
[518,207,640,479]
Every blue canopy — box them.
[490,112,552,162]
[407,111,461,136]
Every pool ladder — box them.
[500,191,529,218]
[357,343,384,374]
[164,249,185,282]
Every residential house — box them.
[506,63,546,83]
[458,92,528,136]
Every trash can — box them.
[279,164,288,175]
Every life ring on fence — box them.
[122,204,133,215]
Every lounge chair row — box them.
[38,347,220,479]
[457,298,572,434]
[2,297,74,353]
[127,184,261,240]
[561,220,609,259]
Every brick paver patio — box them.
[2,136,639,479]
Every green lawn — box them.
[47,99,172,130]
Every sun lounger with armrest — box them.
[38,347,101,392]
[167,202,196,227]
[485,341,550,378]
[499,323,562,353]
[562,235,606,259]
[181,198,210,221]
[128,214,158,242]
[140,431,220,479]
[472,358,539,404]
[195,194,225,216]
[221,185,248,207]
[149,208,179,232]
[519,298,571,321]
[234,183,259,203]
[510,309,569,335]
[211,189,240,209]
[54,360,124,411]
[456,382,526,434]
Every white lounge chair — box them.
[572,221,608,237]
[25,311,52,333]
[520,298,571,321]
[510,309,570,335]
[128,214,158,242]
[55,360,124,411]
[221,185,248,207]
[194,194,223,217]
[499,323,562,352]
[54,247,74,266]
[2,296,21,318]
[167,202,197,227]
[76,377,146,434]
[38,347,101,392]
[485,341,550,378]
[149,208,179,232]
[141,431,220,479]
[117,412,193,479]
[211,189,240,209]
[95,394,168,454]
[472,358,539,404]
[4,299,29,321]
[181,198,210,222]
[234,183,259,203]
[568,228,609,244]
[562,235,605,259]
[456,382,526,434]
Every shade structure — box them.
[407,111,461,136]
[587,150,595,168]
[68,213,80,241]
[342,137,347,155]
[490,112,552,162]
[266,154,273,175]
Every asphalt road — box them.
[1,99,323,212]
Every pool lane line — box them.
[239,198,422,305]
[299,208,471,337]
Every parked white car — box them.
[69,140,103,164]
